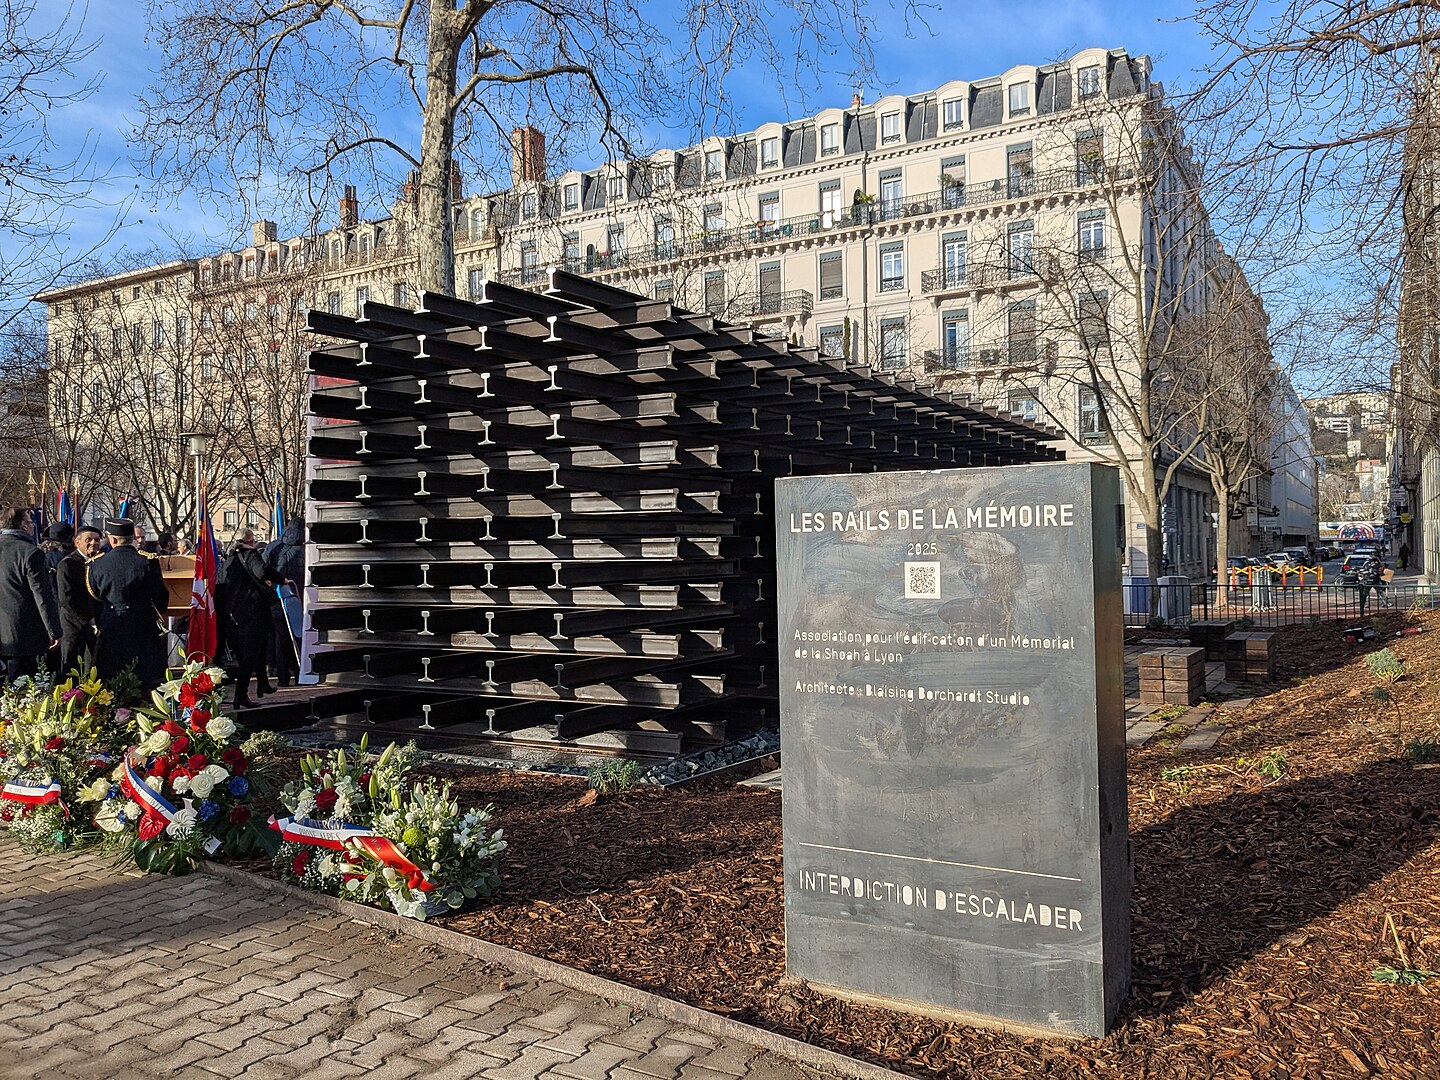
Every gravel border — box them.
[201,861,908,1080]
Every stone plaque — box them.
[775,462,1129,1037]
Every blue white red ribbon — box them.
[120,754,178,826]
[0,779,62,806]
[270,815,433,891]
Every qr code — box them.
[904,561,941,600]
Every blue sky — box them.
[15,0,1210,313]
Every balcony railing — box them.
[574,166,1131,278]
[740,289,814,319]
[921,346,974,370]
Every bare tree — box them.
[934,81,1270,594]
[0,0,131,331]
[134,0,893,299]
[1187,2,1440,391]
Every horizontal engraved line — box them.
[795,842,1083,883]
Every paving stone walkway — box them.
[0,843,822,1080]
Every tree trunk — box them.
[417,16,460,298]
[1216,488,1232,607]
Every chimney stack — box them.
[339,185,359,228]
[510,126,546,185]
[252,220,277,246]
[851,91,863,109]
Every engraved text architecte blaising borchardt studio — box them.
[775,461,1130,1038]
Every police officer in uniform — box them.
[86,517,169,687]
[56,524,103,677]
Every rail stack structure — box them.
[302,269,1063,755]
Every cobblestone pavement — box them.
[0,843,822,1080]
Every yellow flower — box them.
[95,690,113,705]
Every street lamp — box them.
[181,430,213,539]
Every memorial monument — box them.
[775,461,1129,1037]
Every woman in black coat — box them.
[216,530,279,707]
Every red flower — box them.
[186,753,209,771]
[161,720,184,736]
[227,805,251,825]
[148,759,171,779]
[177,685,198,708]
[169,767,193,783]
[221,747,247,774]
[43,737,66,751]
[190,709,211,732]
[313,787,339,813]
[359,772,372,788]
[291,852,311,876]
[191,672,215,694]
[137,814,165,841]
[170,736,190,755]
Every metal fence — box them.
[1122,580,1439,629]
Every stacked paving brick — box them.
[1137,646,1207,705]
[1189,619,1237,661]
[302,270,1061,751]
[1224,632,1275,683]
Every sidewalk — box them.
[0,843,821,1080]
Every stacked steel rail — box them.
[304,270,1062,751]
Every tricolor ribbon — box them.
[270,815,433,892]
[87,751,116,770]
[0,778,62,806]
[120,753,178,828]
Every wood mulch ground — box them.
[335,614,1440,1077]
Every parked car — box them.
[1283,547,1310,566]
[1212,556,1262,582]
[1340,550,1384,585]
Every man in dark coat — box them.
[86,517,169,688]
[56,525,103,678]
[41,521,75,572]
[263,520,305,687]
[0,506,63,683]
[217,529,279,707]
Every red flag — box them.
[187,496,219,662]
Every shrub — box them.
[1365,649,1405,683]
[587,760,644,794]
[1404,739,1439,763]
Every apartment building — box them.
[34,45,1298,578]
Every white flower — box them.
[172,774,191,794]
[166,806,199,838]
[144,776,165,793]
[139,729,171,754]
[95,804,128,834]
[207,716,237,740]
[202,763,229,785]
[124,800,142,818]
[80,778,111,802]
[189,773,215,799]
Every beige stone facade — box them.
[34,45,1307,576]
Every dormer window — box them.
[563,183,579,210]
[608,176,625,202]
[704,149,723,179]
[942,98,963,130]
[760,137,779,169]
[1078,65,1102,100]
[880,112,901,144]
[1008,83,1031,117]
[522,192,538,218]
[821,123,840,156]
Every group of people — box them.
[0,506,307,707]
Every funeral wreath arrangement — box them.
[87,660,276,874]
[0,671,128,853]
[273,735,506,920]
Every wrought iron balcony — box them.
[921,346,974,371]
[740,289,814,320]
[573,165,1138,278]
